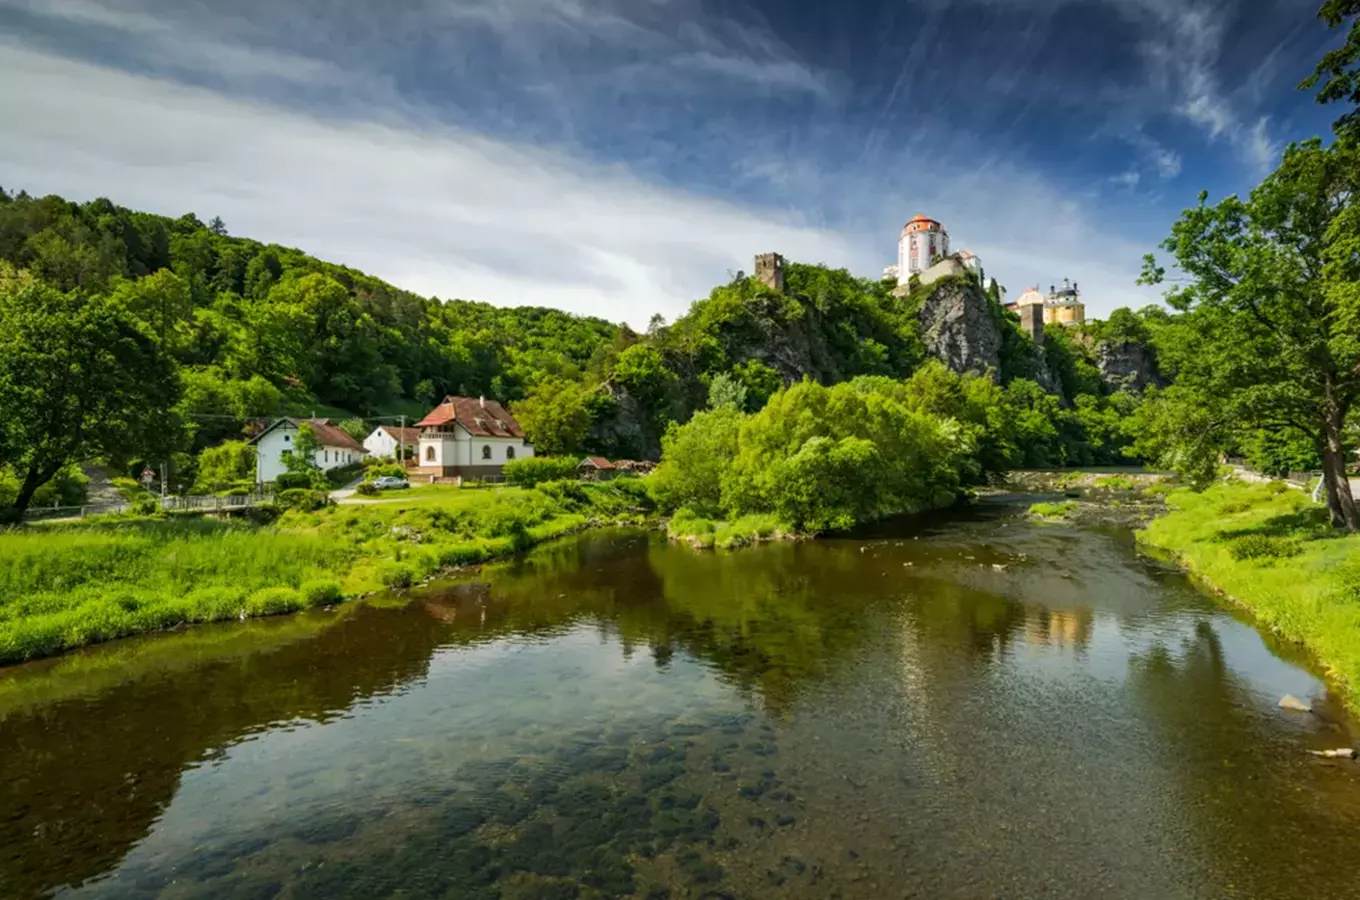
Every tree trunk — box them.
[3,463,62,525]
[1320,414,1360,530]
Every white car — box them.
[372,476,409,490]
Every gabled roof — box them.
[377,425,421,444]
[418,396,525,439]
[248,417,365,452]
[579,456,616,469]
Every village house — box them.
[577,456,618,481]
[411,395,533,478]
[362,424,420,462]
[250,418,366,483]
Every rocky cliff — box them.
[916,277,1001,378]
[1097,340,1161,393]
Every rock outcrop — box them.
[1097,340,1161,393]
[916,278,1001,378]
[585,383,656,460]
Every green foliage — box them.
[274,472,313,490]
[245,586,305,616]
[649,408,744,517]
[706,372,748,411]
[1300,0,1360,136]
[1136,138,1360,527]
[354,481,379,496]
[276,489,332,512]
[339,417,368,441]
[514,377,591,455]
[503,456,579,487]
[1030,500,1078,518]
[1227,534,1303,562]
[1094,475,1137,490]
[325,462,364,489]
[0,281,181,519]
[193,440,255,493]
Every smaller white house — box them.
[415,395,533,476]
[363,425,420,461]
[249,418,367,484]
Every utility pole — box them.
[399,415,406,465]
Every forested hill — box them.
[0,188,622,418]
[0,187,1162,495]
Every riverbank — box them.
[0,480,654,665]
[1139,480,1360,711]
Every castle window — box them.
[426,445,435,462]
[506,446,515,460]
[482,445,492,460]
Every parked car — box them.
[372,476,410,490]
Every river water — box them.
[3,496,1359,899]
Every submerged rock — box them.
[1307,748,1357,759]
[1278,694,1313,713]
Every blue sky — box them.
[0,0,1342,326]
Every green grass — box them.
[0,480,655,665]
[666,508,786,550]
[1094,475,1137,490]
[1029,500,1079,518]
[1140,480,1360,712]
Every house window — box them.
[324,450,329,463]
[506,446,515,460]
[426,445,436,462]
[482,445,492,460]
[284,434,291,443]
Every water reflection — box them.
[0,513,1357,899]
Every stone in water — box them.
[1278,694,1312,713]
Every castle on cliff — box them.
[882,214,996,300]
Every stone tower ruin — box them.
[1020,301,1045,345]
[754,253,785,293]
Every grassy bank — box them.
[665,508,786,550]
[0,480,653,665]
[1139,480,1360,711]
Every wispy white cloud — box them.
[0,43,1161,325]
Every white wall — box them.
[417,429,533,468]
[363,429,414,460]
[256,421,364,483]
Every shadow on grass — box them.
[1213,507,1340,544]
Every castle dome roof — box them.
[902,213,944,233]
[1017,287,1045,306]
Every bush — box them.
[355,481,379,497]
[300,579,343,606]
[378,561,417,588]
[277,489,332,512]
[130,495,160,516]
[504,456,580,488]
[1095,475,1137,490]
[275,472,313,490]
[326,462,365,488]
[244,586,305,616]
[245,502,282,525]
[1228,534,1301,561]
[536,478,588,507]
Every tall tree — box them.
[0,283,181,520]
[1137,138,1360,528]
[1301,1,1360,135]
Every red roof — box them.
[417,396,525,439]
[579,456,616,469]
[250,418,365,452]
[379,425,421,444]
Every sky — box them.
[0,0,1344,327]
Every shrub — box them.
[244,586,305,616]
[1095,475,1137,490]
[130,495,160,516]
[355,482,379,497]
[1228,534,1301,562]
[245,502,282,525]
[300,579,343,606]
[277,489,332,512]
[1030,500,1078,518]
[275,472,313,490]
[326,462,365,488]
[536,478,588,507]
[378,561,416,588]
[504,456,579,487]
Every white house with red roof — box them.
[249,418,366,484]
[414,395,533,477]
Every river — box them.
[2,495,1359,899]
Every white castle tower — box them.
[897,214,949,286]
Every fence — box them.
[19,488,275,523]
[1222,457,1321,490]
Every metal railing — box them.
[19,488,275,522]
